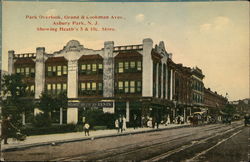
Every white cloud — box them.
[45,9,57,16]
[199,16,231,32]
[135,14,145,22]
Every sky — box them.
[1,1,249,101]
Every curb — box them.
[2,124,190,152]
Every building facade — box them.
[7,39,228,125]
[8,39,177,125]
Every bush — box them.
[83,109,115,129]
[22,124,77,136]
[31,113,52,127]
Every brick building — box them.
[7,39,228,125]
[7,39,178,125]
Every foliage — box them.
[222,104,236,116]
[82,109,115,129]
[1,74,35,139]
[36,91,68,127]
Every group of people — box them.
[115,116,127,133]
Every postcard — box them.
[1,1,249,161]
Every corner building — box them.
[8,39,176,125]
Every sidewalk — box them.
[1,123,189,152]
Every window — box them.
[137,81,142,93]
[47,84,51,91]
[98,83,103,94]
[87,83,91,90]
[130,61,136,69]
[63,83,67,91]
[118,62,124,73]
[57,66,62,76]
[98,64,103,74]
[124,81,129,93]
[137,61,142,71]
[125,62,129,71]
[118,81,123,93]
[47,66,52,76]
[92,64,97,72]
[63,65,67,75]
[30,67,35,77]
[92,82,96,90]
[21,68,25,75]
[16,68,20,74]
[46,83,67,94]
[25,67,29,76]
[52,66,57,76]
[130,81,135,93]
[81,83,86,90]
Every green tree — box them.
[1,74,34,138]
[222,104,236,116]
[35,91,68,127]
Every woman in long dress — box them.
[122,116,127,131]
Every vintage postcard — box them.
[0,0,249,161]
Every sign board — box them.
[68,101,113,108]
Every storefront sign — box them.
[68,102,113,108]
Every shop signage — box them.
[68,102,113,108]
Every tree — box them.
[35,91,68,127]
[1,74,34,138]
[222,104,236,116]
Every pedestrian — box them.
[118,116,123,133]
[84,122,90,136]
[177,115,181,124]
[1,116,11,144]
[115,119,119,133]
[122,116,127,131]
[133,114,137,129]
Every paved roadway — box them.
[2,121,249,161]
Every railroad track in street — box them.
[52,122,243,161]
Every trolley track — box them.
[52,122,242,161]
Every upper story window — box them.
[46,83,67,95]
[78,81,103,96]
[15,66,35,77]
[46,65,67,77]
[79,63,103,75]
[116,80,142,94]
[116,60,142,73]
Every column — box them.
[161,62,164,99]
[126,101,129,122]
[165,65,168,99]
[103,41,114,98]
[155,63,159,98]
[60,108,63,125]
[35,47,46,99]
[22,113,25,125]
[8,50,15,74]
[34,47,46,115]
[170,69,173,100]
[67,59,78,124]
[142,38,153,97]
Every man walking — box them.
[84,122,90,136]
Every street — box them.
[2,121,249,161]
